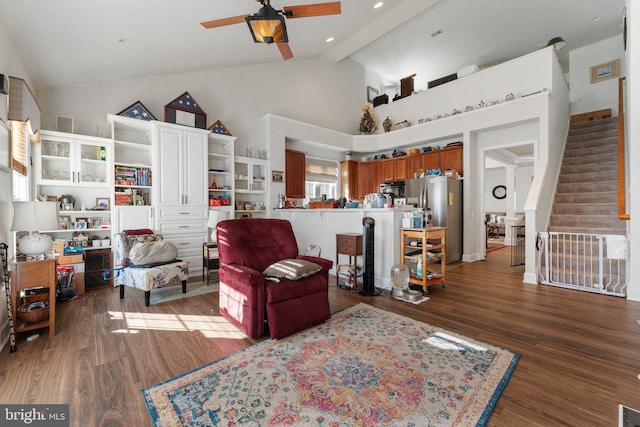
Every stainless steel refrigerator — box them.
[405,176,463,263]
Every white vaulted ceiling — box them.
[0,0,625,91]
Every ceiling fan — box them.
[201,1,341,60]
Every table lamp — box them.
[207,209,229,243]
[11,201,60,257]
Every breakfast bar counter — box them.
[274,208,414,290]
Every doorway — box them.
[482,143,535,261]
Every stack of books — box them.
[114,166,152,186]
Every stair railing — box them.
[618,76,630,220]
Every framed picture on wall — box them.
[366,86,379,103]
[60,216,71,230]
[96,197,110,210]
[589,59,619,84]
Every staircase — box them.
[549,117,626,235]
[539,117,627,297]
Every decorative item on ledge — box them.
[359,104,377,134]
[208,120,232,136]
[395,120,411,130]
[117,100,156,121]
[400,74,416,98]
[382,116,392,133]
[164,91,206,129]
[372,94,388,107]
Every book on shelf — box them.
[114,166,152,186]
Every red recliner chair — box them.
[216,218,333,339]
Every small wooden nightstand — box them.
[10,258,57,342]
[335,233,363,288]
[203,243,219,285]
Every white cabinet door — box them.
[183,131,208,206]
[113,206,153,234]
[156,126,183,206]
[156,125,207,207]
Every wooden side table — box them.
[335,233,363,288]
[203,243,219,285]
[10,258,57,341]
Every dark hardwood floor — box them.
[2,247,640,426]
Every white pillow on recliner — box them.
[263,259,322,281]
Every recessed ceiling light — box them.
[374,2,384,9]
[326,37,334,43]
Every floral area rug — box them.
[143,303,519,426]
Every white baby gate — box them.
[537,231,627,297]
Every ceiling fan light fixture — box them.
[246,3,288,44]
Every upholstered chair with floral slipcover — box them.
[113,229,188,306]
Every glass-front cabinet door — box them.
[37,131,111,187]
[39,136,73,184]
[235,157,267,193]
[77,140,110,186]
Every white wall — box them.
[485,168,507,212]
[36,58,365,153]
[482,165,534,215]
[569,35,625,116]
[368,48,556,135]
[515,166,534,212]
[0,24,35,351]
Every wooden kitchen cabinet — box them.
[340,160,358,199]
[357,161,373,198]
[395,157,408,180]
[372,162,382,193]
[440,146,463,176]
[381,158,395,182]
[381,157,408,182]
[285,149,306,198]
[422,151,441,171]
[407,154,423,178]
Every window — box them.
[304,158,338,204]
[11,121,27,175]
[305,181,337,203]
[11,121,31,201]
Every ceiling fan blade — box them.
[200,15,248,29]
[277,42,294,60]
[283,2,341,19]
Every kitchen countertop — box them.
[274,206,417,212]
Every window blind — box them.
[305,158,337,183]
[11,121,27,176]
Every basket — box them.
[17,301,50,324]
[23,292,49,305]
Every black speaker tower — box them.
[359,217,380,296]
